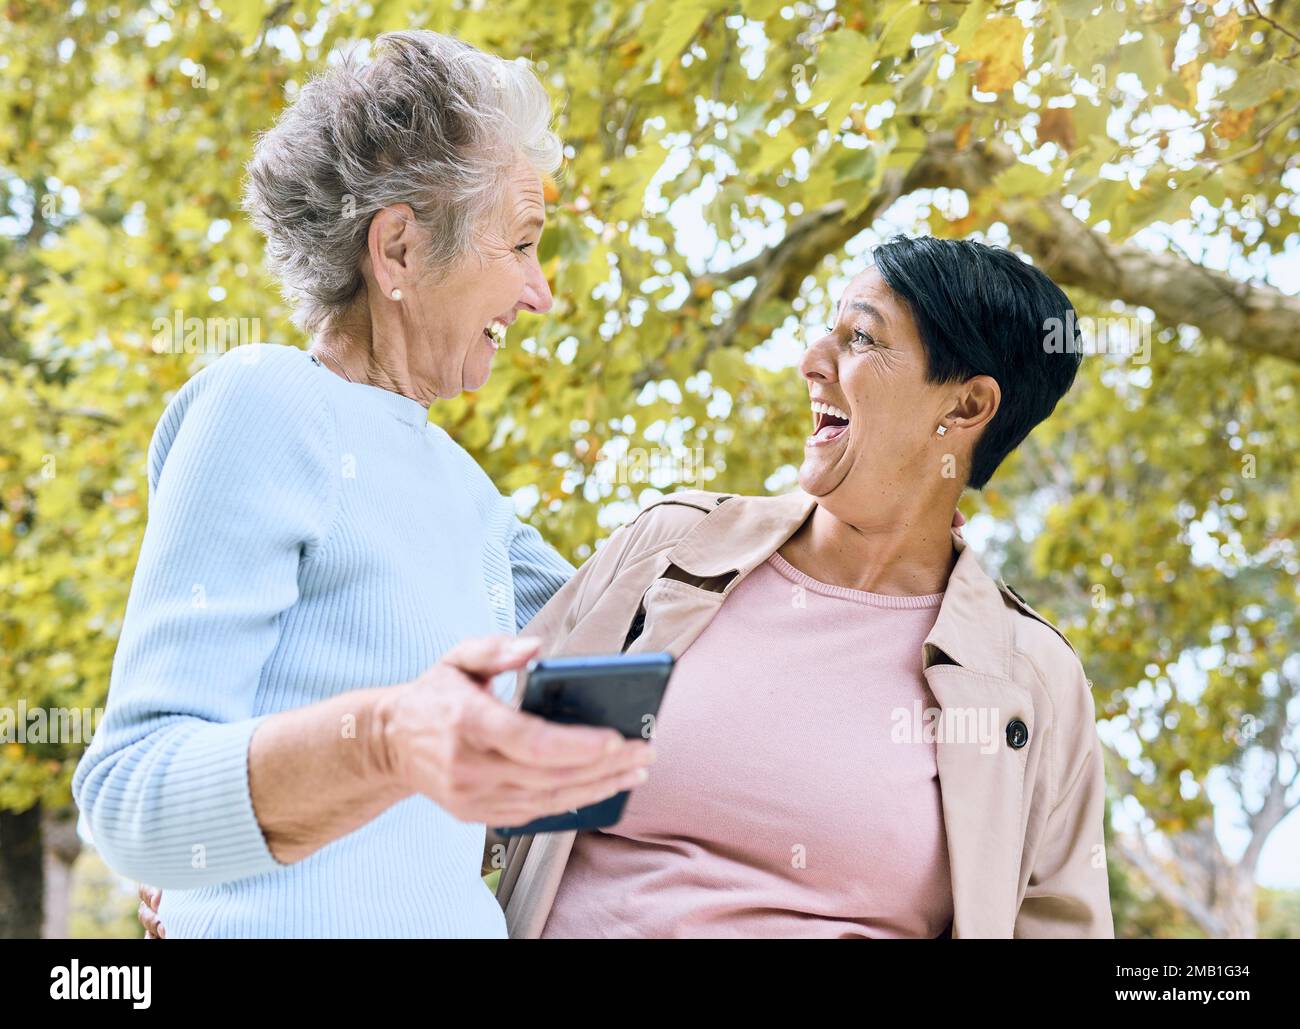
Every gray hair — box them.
[242,30,563,333]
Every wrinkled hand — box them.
[382,635,655,828]
[134,636,654,937]
[952,508,966,537]
[138,883,164,939]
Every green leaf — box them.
[807,29,874,131]
[945,0,991,48]
[642,0,717,72]
[1220,61,1300,109]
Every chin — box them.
[797,459,838,498]
[460,360,493,394]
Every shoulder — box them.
[997,578,1077,661]
[159,344,325,435]
[150,344,334,485]
[185,343,320,395]
[999,579,1097,721]
[424,421,492,484]
[621,489,735,545]
[559,490,736,593]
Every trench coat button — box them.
[1006,719,1029,749]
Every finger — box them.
[138,901,164,936]
[499,743,660,789]
[448,738,655,800]
[498,767,652,825]
[465,697,633,767]
[137,883,160,910]
[441,635,542,682]
[951,508,966,528]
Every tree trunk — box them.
[41,806,81,939]
[0,804,45,938]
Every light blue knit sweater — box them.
[71,343,575,937]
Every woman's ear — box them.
[945,374,1001,434]
[367,203,416,298]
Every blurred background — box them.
[1,0,1297,938]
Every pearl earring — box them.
[936,424,948,437]
[391,288,403,301]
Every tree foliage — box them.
[1,0,1297,934]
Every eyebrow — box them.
[835,297,890,331]
[832,297,894,330]
[518,214,544,233]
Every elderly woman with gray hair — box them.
[72,30,653,938]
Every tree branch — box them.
[1001,198,1300,365]
[687,134,1300,366]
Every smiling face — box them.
[797,266,968,512]
[386,155,554,400]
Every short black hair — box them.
[872,235,1082,489]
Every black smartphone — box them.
[494,652,674,837]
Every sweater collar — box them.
[307,351,430,429]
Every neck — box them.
[781,486,960,596]
[311,300,430,407]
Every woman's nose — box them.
[520,260,554,315]
[800,336,836,384]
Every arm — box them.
[1015,660,1115,938]
[510,516,649,699]
[73,351,425,879]
[492,516,654,909]
[506,513,576,632]
[73,349,345,888]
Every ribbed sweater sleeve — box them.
[507,514,575,631]
[71,347,338,888]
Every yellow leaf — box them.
[1209,10,1240,58]
[1214,106,1255,142]
[958,17,1027,94]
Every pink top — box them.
[540,551,954,938]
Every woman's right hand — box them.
[138,883,164,939]
[135,634,649,933]
[378,635,656,829]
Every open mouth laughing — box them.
[808,398,850,446]
[482,318,511,350]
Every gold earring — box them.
[391,288,403,301]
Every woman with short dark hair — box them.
[497,236,1112,938]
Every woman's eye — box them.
[516,242,535,253]
[852,329,875,347]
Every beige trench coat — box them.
[495,489,1114,939]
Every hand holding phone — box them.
[384,636,652,831]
